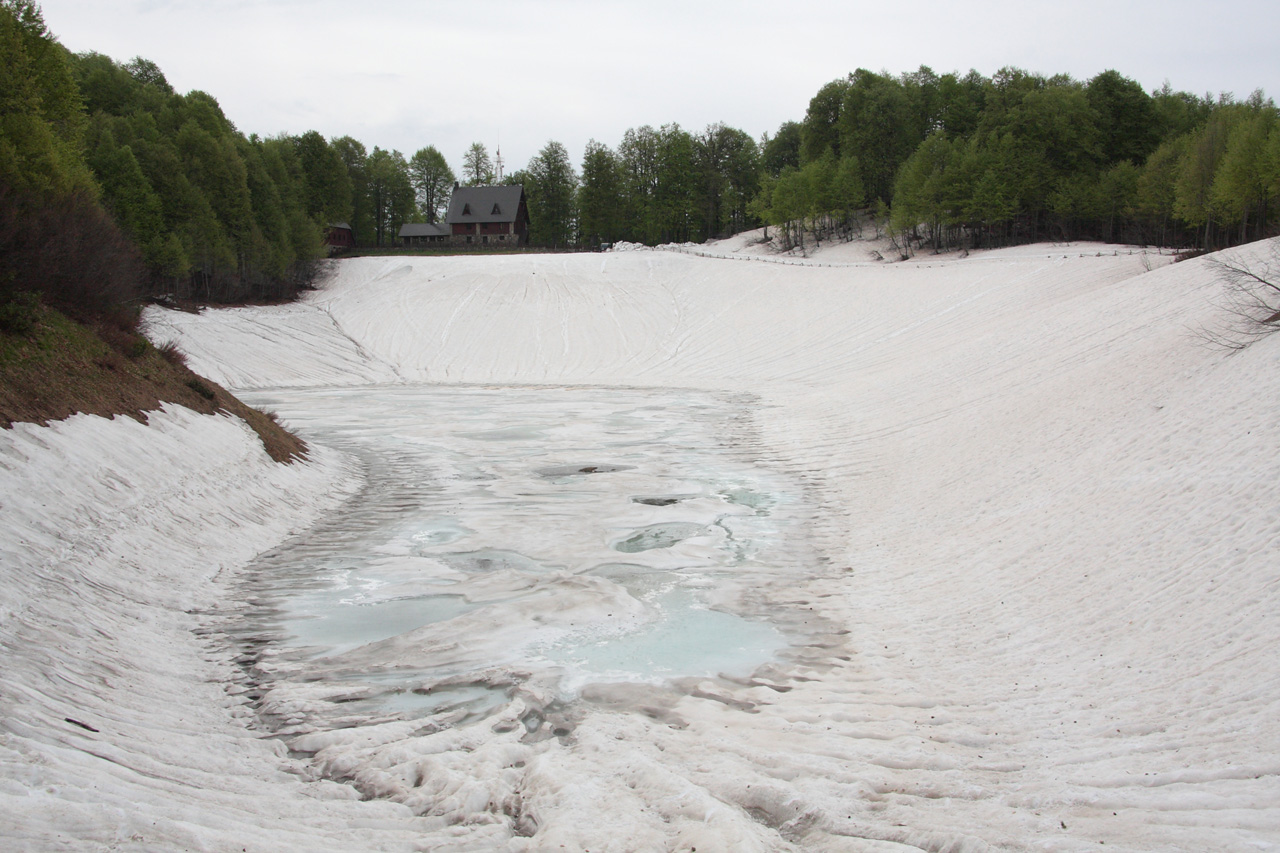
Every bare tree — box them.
[1202,242,1280,350]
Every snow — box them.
[4,237,1280,850]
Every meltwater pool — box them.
[234,385,812,729]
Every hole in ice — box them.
[613,522,707,553]
[438,548,558,573]
[589,562,667,582]
[632,495,695,506]
[536,463,635,479]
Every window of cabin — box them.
[462,203,472,216]
[492,204,502,215]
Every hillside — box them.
[0,304,305,462]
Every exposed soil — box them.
[0,305,306,463]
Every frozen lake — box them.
[233,385,814,737]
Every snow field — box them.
[4,236,1279,850]
[0,409,438,851]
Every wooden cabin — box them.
[446,184,530,246]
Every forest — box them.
[3,0,1279,311]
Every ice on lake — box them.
[233,385,812,733]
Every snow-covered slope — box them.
[6,240,1279,851]
[0,408,445,850]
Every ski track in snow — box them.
[4,239,1280,851]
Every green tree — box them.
[1175,107,1239,248]
[1151,82,1211,141]
[935,69,986,137]
[892,131,958,249]
[294,130,351,225]
[694,122,759,238]
[408,145,454,223]
[802,148,838,240]
[974,79,1102,238]
[123,56,172,94]
[331,135,371,243]
[0,0,96,197]
[761,121,801,176]
[1087,69,1158,166]
[747,171,777,239]
[655,123,698,242]
[462,141,494,185]
[83,120,165,260]
[618,125,662,243]
[365,146,413,246]
[771,165,808,250]
[1210,106,1278,243]
[578,139,624,246]
[525,140,578,246]
[1135,135,1188,245]
[837,69,924,204]
[800,78,849,163]
[1098,160,1139,242]
[834,153,866,224]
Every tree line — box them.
[5,0,1279,323]
[495,68,1279,256]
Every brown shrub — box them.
[0,183,144,327]
[156,340,188,367]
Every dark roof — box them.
[398,222,450,238]
[446,185,525,224]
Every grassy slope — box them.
[0,305,305,463]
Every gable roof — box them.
[398,222,450,238]
[446,185,525,224]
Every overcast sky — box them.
[39,0,1280,174]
